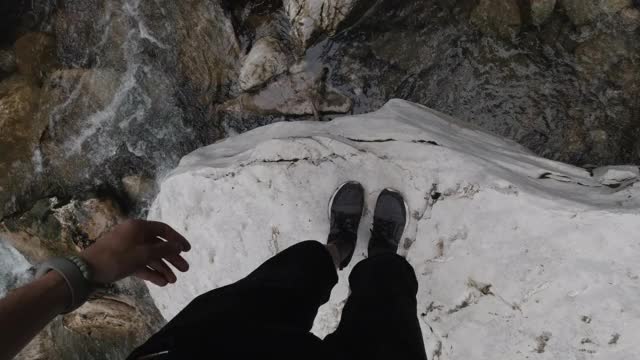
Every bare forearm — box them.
[0,272,70,359]
[0,219,190,359]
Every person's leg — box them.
[324,254,427,359]
[325,189,428,360]
[128,240,338,358]
[129,182,366,359]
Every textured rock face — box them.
[574,34,629,80]
[470,0,522,38]
[0,48,16,75]
[170,0,241,103]
[560,0,632,25]
[15,32,58,83]
[0,75,43,218]
[239,36,289,91]
[14,289,163,360]
[284,0,370,47]
[222,69,352,116]
[529,0,557,25]
[313,0,640,165]
[149,100,640,359]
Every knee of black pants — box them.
[348,253,418,298]
[244,240,338,300]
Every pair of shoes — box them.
[327,181,407,269]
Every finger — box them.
[149,241,183,260]
[164,253,190,272]
[147,238,189,272]
[147,221,191,252]
[134,268,169,287]
[149,259,177,284]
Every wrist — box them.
[78,250,106,284]
[35,257,95,313]
[39,271,72,315]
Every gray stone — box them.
[0,48,16,74]
[171,0,241,101]
[239,36,289,91]
[593,165,639,185]
[284,0,370,48]
[560,0,632,25]
[0,75,43,219]
[619,7,640,30]
[530,0,557,25]
[221,69,352,116]
[36,69,121,187]
[122,175,156,204]
[470,0,522,39]
[575,34,628,80]
[14,32,58,83]
[0,197,124,262]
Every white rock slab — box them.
[149,99,640,359]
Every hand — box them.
[80,219,191,286]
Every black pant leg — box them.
[324,254,428,360]
[128,240,338,359]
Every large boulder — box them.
[149,100,640,359]
[239,36,289,91]
[34,65,187,202]
[36,69,120,186]
[284,0,372,48]
[529,0,557,25]
[53,0,129,69]
[0,48,16,75]
[222,69,352,117]
[470,0,522,39]
[42,0,239,210]
[574,34,629,81]
[0,196,124,263]
[170,0,241,103]
[0,75,43,218]
[314,0,640,165]
[560,0,632,25]
[14,32,58,83]
[619,7,640,30]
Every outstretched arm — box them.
[0,219,191,359]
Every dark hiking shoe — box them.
[328,181,365,270]
[369,189,407,257]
